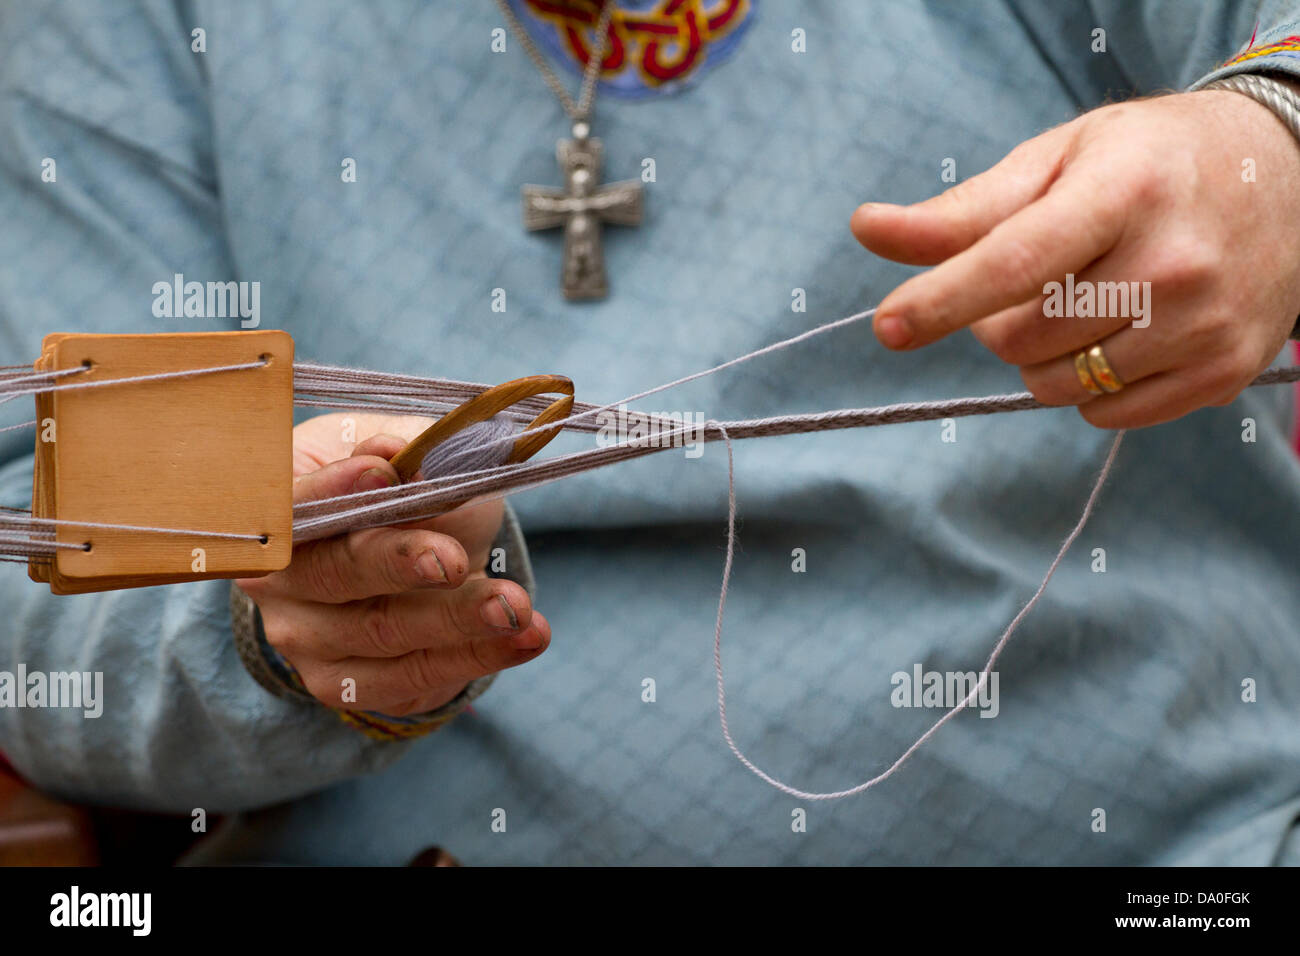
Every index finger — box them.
[873,169,1125,350]
[851,123,1074,266]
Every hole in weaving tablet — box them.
[79,359,93,371]
[257,353,272,366]
[258,534,269,546]
[81,541,92,553]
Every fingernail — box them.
[511,628,544,651]
[481,594,519,631]
[352,468,396,494]
[416,550,447,584]
[876,314,914,349]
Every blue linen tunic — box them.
[2,0,1300,864]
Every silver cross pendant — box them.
[522,122,643,300]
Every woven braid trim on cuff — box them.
[335,674,497,741]
[229,581,313,701]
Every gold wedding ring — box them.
[1085,344,1125,393]
[1074,343,1124,395]
[1074,350,1104,396]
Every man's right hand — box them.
[236,413,551,717]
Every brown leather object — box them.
[0,767,97,866]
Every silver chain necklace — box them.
[494,0,644,300]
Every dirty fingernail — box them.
[481,594,519,631]
[511,628,544,651]
[416,550,447,584]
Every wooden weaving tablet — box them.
[28,331,294,594]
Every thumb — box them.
[850,123,1073,266]
[293,454,398,505]
[351,433,408,461]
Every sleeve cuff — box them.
[1188,24,1300,91]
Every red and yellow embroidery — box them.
[523,0,753,91]
[1223,32,1300,68]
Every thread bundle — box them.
[418,414,518,479]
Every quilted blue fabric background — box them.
[2,0,1300,864]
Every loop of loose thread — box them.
[709,424,1127,800]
